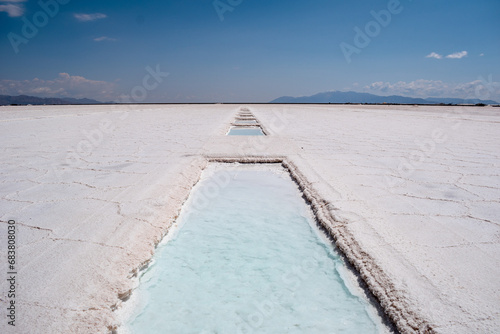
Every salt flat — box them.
[0,104,499,333]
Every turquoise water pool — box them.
[122,164,387,333]
[227,127,265,136]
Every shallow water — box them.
[123,165,386,333]
[227,127,264,136]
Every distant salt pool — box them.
[227,126,265,136]
[121,164,388,333]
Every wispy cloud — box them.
[0,73,117,101]
[94,36,116,42]
[0,0,27,17]
[425,52,442,59]
[363,79,500,101]
[426,51,468,60]
[446,51,468,59]
[74,13,107,22]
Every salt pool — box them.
[121,164,389,333]
[227,127,265,136]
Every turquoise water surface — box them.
[123,165,386,333]
[227,127,264,136]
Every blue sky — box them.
[1,0,499,102]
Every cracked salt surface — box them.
[1,104,498,333]
[121,164,391,333]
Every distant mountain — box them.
[0,95,104,106]
[270,91,498,105]
[424,97,499,105]
[60,97,105,104]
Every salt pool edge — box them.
[119,163,393,333]
[115,157,431,334]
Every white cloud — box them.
[479,53,484,57]
[363,79,500,101]
[446,51,468,59]
[0,73,117,101]
[0,0,27,17]
[74,13,107,22]
[425,51,469,60]
[425,52,442,59]
[94,36,116,42]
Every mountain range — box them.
[270,91,499,105]
[0,95,104,106]
[1,92,498,105]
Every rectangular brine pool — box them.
[120,164,390,333]
[227,126,265,136]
